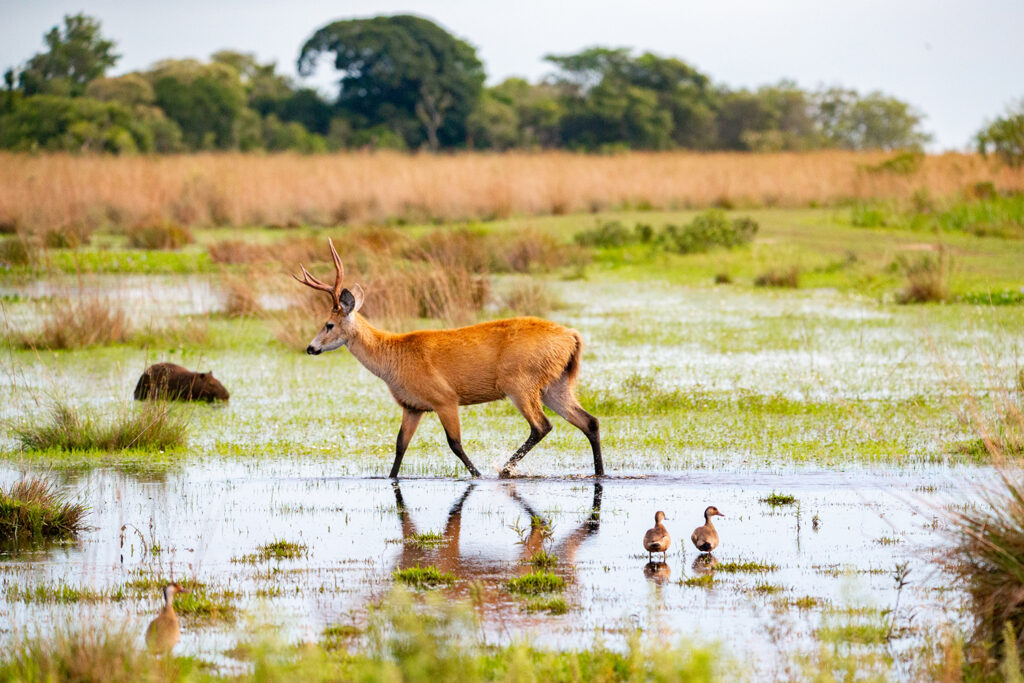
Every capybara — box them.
[133,363,229,402]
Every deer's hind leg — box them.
[500,389,552,478]
[542,375,603,476]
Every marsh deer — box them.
[293,239,603,478]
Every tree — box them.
[147,59,247,149]
[298,14,485,150]
[545,47,715,150]
[977,99,1024,168]
[0,94,151,153]
[17,13,119,96]
[813,87,931,150]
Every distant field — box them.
[2,150,1023,232]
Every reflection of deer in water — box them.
[390,482,602,590]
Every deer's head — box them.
[292,238,364,355]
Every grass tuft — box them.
[896,246,950,304]
[715,560,780,574]
[505,570,566,595]
[754,266,801,288]
[527,549,558,569]
[392,565,456,589]
[521,596,569,614]
[233,539,308,563]
[13,298,131,350]
[0,477,88,544]
[760,492,798,506]
[14,400,188,452]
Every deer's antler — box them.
[292,238,345,304]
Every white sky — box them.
[2,0,1022,150]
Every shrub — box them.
[863,149,924,175]
[574,220,634,248]
[977,101,1024,168]
[0,478,88,543]
[15,298,132,350]
[14,400,188,452]
[896,247,950,304]
[0,236,35,266]
[126,222,194,249]
[754,267,801,289]
[662,210,758,254]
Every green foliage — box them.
[574,212,757,254]
[681,574,715,588]
[0,94,156,153]
[16,14,119,96]
[149,59,248,150]
[661,210,758,254]
[0,478,88,544]
[505,571,565,595]
[814,87,932,150]
[393,565,456,588]
[233,539,308,563]
[714,560,780,573]
[759,492,797,506]
[978,99,1024,168]
[13,400,189,452]
[299,15,485,150]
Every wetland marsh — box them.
[2,203,1023,680]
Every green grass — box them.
[714,560,780,574]
[752,581,785,595]
[5,580,126,604]
[680,574,715,588]
[233,539,308,563]
[815,622,889,645]
[13,400,188,453]
[405,531,446,549]
[392,565,456,589]
[527,549,558,569]
[0,477,88,544]
[759,492,797,507]
[505,571,566,595]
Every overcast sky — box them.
[3,0,1022,150]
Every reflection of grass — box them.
[506,571,565,595]
[680,575,715,588]
[522,596,568,614]
[392,565,456,589]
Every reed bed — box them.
[3,151,1022,232]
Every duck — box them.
[643,510,671,561]
[146,582,190,654]
[691,506,725,552]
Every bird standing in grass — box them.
[146,582,189,654]
[691,506,725,552]
[643,510,671,561]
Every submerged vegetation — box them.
[392,565,456,589]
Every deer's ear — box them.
[339,284,364,316]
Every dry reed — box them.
[12,298,132,350]
[3,151,1022,232]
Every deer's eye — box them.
[325,323,334,331]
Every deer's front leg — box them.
[390,407,424,478]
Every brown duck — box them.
[146,582,190,654]
[691,506,725,552]
[643,510,671,561]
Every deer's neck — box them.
[345,315,397,382]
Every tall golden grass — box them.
[3,151,1023,231]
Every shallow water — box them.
[0,464,977,676]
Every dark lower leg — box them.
[446,435,481,477]
[500,422,550,477]
[390,429,407,478]
[585,414,604,476]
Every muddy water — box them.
[0,464,975,675]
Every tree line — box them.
[0,12,1017,157]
